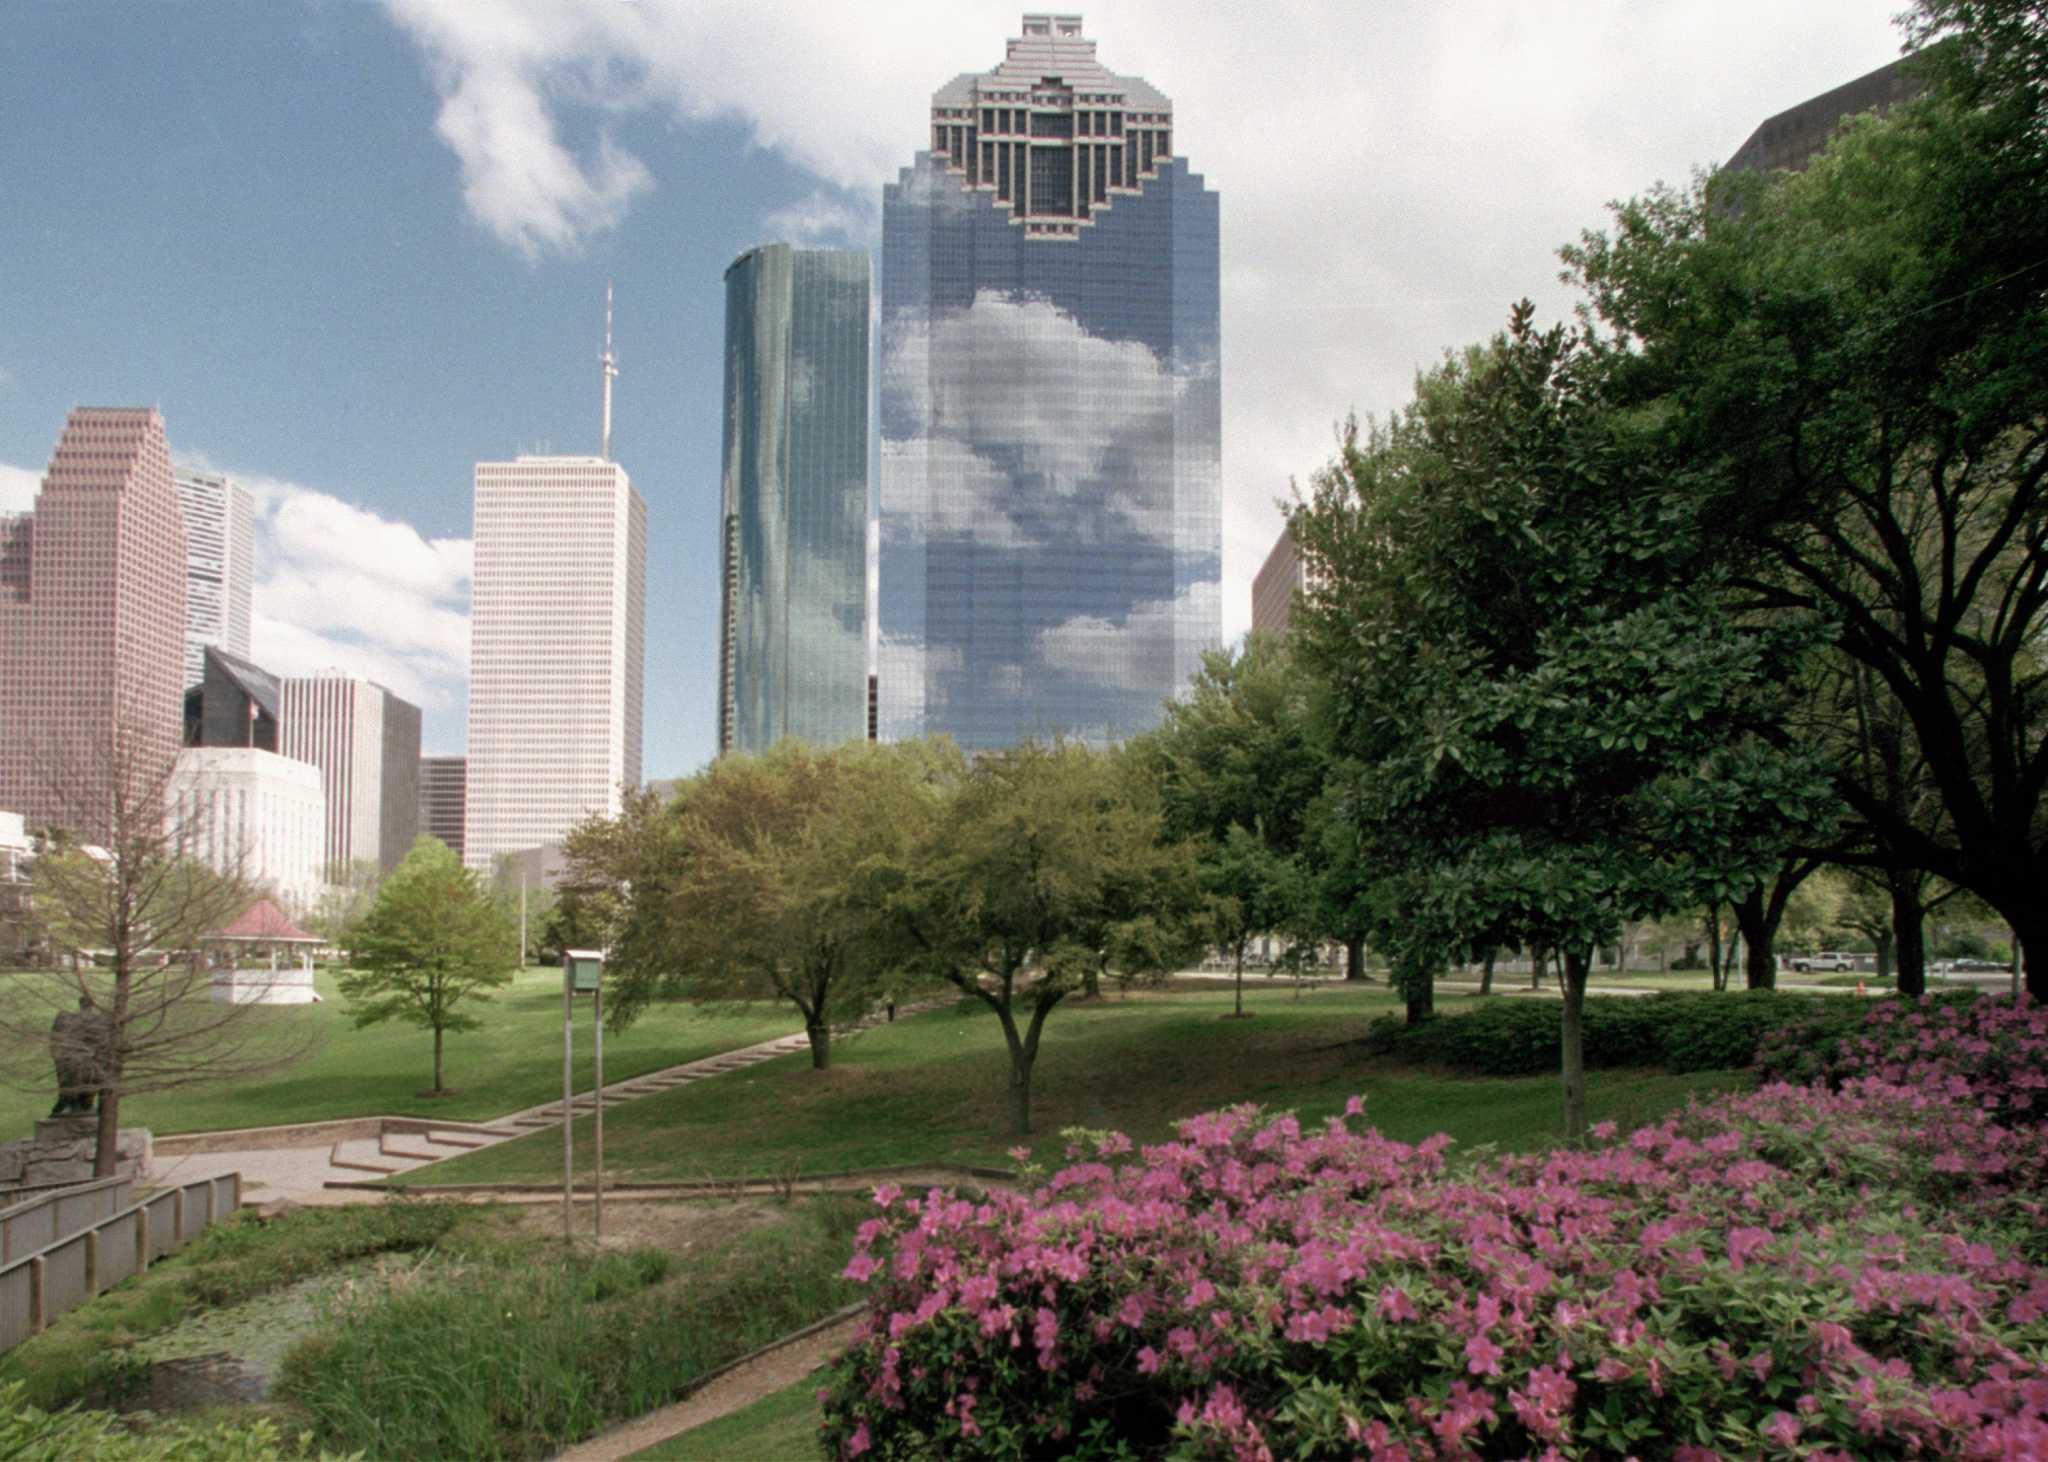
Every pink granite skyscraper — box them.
[0,408,187,837]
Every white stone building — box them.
[464,456,646,871]
[168,747,325,914]
[175,469,254,692]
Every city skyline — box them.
[0,0,1908,776]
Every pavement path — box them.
[555,1312,862,1462]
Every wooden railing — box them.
[0,1173,240,1354]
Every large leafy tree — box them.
[577,739,959,1070]
[1136,637,1325,1016]
[883,739,1195,1136]
[341,836,515,1094]
[1291,309,1836,1138]
[1563,8,2048,991]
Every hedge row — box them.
[1359,988,1886,1075]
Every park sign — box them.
[565,949,604,995]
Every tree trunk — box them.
[1402,956,1435,1025]
[1233,945,1245,1018]
[433,1023,445,1092]
[1873,928,1895,984]
[2015,912,2048,1003]
[1345,934,1366,982]
[1479,947,1496,997]
[92,1086,119,1179]
[1890,871,1927,998]
[1705,907,1726,991]
[805,1019,831,1071]
[1081,965,1102,1000]
[1560,949,1590,1144]
[1734,891,1779,990]
[1530,945,1545,992]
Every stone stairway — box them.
[491,1032,816,1136]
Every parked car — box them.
[1791,952,1858,973]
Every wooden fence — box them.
[0,1173,240,1354]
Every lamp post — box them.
[563,950,606,1243]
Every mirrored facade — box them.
[720,245,871,754]
[878,14,1220,751]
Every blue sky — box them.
[0,0,1905,777]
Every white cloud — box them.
[0,463,39,514]
[383,0,1905,642]
[183,460,473,739]
[762,189,878,248]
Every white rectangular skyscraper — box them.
[175,469,254,692]
[464,456,646,871]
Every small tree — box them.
[578,740,960,1070]
[0,720,315,1175]
[340,837,514,1094]
[306,858,381,947]
[886,740,1195,1136]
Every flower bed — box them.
[822,1003,2048,1458]
[1756,990,2048,1126]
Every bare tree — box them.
[0,719,315,1175]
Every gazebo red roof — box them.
[211,898,320,943]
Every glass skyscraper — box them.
[719,244,871,754]
[878,14,1220,751]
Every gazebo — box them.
[205,899,323,1005]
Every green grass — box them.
[279,1196,866,1460]
[630,1370,828,1460]
[403,986,1752,1187]
[0,967,801,1138]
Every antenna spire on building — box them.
[600,282,618,461]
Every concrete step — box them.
[423,1131,488,1150]
[329,1138,402,1176]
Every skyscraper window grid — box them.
[719,244,870,755]
[878,13,1221,752]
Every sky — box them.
[0,0,1908,778]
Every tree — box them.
[0,721,314,1175]
[1563,9,2048,991]
[306,858,381,947]
[571,740,959,1070]
[339,836,514,1094]
[1291,309,1836,1139]
[884,740,1194,1136]
[1137,637,1324,1017]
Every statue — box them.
[48,994,107,1118]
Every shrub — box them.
[280,1197,864,1459]
[1755,990,2048,1125]
[822,1076,2048,1457]
[1364,989,1850,1076]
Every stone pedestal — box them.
[0,1123,151,1190]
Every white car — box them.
[1791,952,1857,973]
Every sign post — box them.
[564,951,606,1243]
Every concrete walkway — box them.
[556,1311,862,1462]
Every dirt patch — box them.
[505,1195,792,1254]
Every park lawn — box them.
[402,985,1754,1187]
[632,1370,829,1460]
[0,967,801,1139]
